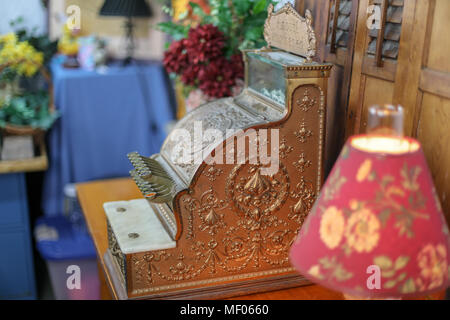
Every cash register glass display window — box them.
[247,50,307,107]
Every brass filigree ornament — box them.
[226,162,290,228]
[182,196,197,240]
[293,152,312,173]
[296,88,317,112]
[289,176,316,224]
[107,221,126,280]
[197,188,227,236]
[204,166,223,182]
[132,251,171,285]
[279,138,294,159]
[161,100,257,182]
[294,120,313,143]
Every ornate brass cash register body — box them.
[104,4,332,299]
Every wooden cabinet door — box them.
[412,0,450,221]
[300,0,359,174]
[347,0,406,137]
[347,0,450,220]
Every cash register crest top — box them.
[263,3,317,62]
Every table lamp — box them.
[99,0,153,65]
[290,104,450,299]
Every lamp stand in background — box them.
[99,0,153,66]
[123,16,135,66]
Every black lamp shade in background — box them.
[99,0,153,65]
[99,0,153,18]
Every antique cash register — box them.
[104,4,332,299]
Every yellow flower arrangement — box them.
[0,33,18,44]
[173,0,190,21]
[0,32,43,77]
[58,24,79,56]
[319,206,346,249]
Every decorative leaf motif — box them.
[397,272,407,282]
[394,214,414,238]
[380,175,395,188]
[401,163,421,192]
[318,256,353,282]
[394,256,410,270]
[400,278,416,294]
[384,280,397,289]
[386,186,405,198]
[333,265,353,282]
[379,209,391,226]
[374,256,393,270]
[382,269,396,278]
[318,257,334,269]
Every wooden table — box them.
[77,178,343,300]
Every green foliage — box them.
[9,16,58,66]
[0,91,59,130]
[0,17,59,130]
[157,0,278,55]
[157,21,190,41]
[0,67,17,83]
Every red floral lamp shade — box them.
[289,135,450,298]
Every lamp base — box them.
[122,56,133,66]
[63,55,80,69]
[122,17,135,67]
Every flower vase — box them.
[63,54,79,69]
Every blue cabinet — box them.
[0,173,36,299]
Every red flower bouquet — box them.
[163,24,242,100]
[159,0,275,111]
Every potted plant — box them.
[58,24,80,69]
[158,0,277,113]
[0,32,58,136]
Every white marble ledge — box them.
[104,199,176,254]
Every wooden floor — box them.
[77,177,344,300]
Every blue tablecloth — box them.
[42,58,175,216]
